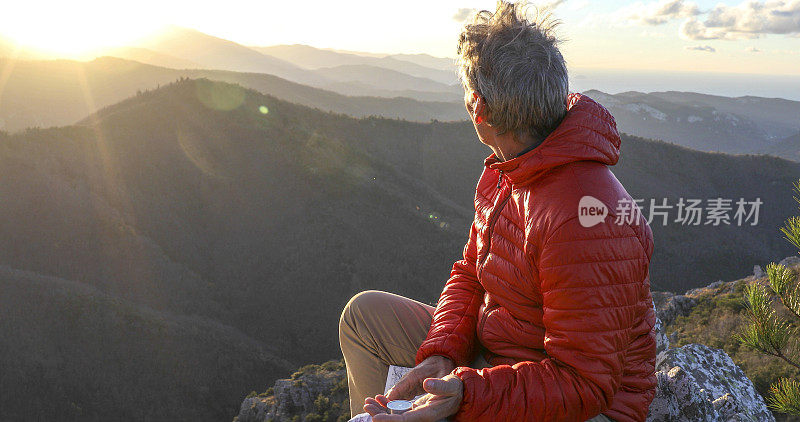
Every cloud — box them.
[681,0,800,40]
[539,0,567,9]
[626,0,701,25]
[452,1,565,23]
[685,45,716,52]
[569,0,590,11]
[640,29,668,38]
[452,8,476,22]
[745,46,762,52]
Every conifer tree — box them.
[737,179,800,415]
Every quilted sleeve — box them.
[415,220,485,367]
[452,216,651,421]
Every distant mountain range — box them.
[128,26,459,99]
[2,55,798,164]
[249,44,457,85]
[1,79,798,420]
[2,26,797,159]
[586,90,800,158]
[763,131,800,162]
[0,56,466,133]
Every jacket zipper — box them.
[477,171,511,341]
[478,172,511,272]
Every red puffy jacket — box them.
[415,93,657,422]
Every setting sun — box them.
[0,1,162,56]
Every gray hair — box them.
[457,1,569,142]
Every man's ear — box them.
[471,92,484,117]
[471,92,481,111]
[472,94,490,124]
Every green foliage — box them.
[321,360,344,371]
[783,216,800,252]
[737,179,800,416]
[770,379,800,415]
[305,414,324,422]
[769,263,800,321]
[737,282,796,356]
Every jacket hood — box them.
[485,93,621,185]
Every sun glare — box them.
[0,2,163,58]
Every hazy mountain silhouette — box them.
[273,46,457,72]
[585,90,800,155]
[0,56,465,132]
[132,25,328,86]
[4,52,796,160]
[250,44,458,85]
[1,78,798,420]
[315,64,458,94]
[764,131,800,162]
[95,46,201,69]
[128,26,460,100]
[387,53,457,71]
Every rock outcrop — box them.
[642,259,798,422]
[780,255,800,268]
[653,292,697,328]
[235,361,349,422]
[647,344,774,421]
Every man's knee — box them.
[339,290,389,335]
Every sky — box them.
[0,0,798,76]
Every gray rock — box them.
[753,265,765,278]
[655,294,697,327]
[236,365,347,422]
[647,343,774,422]
[707,280,723,289]
[647,366,716,422]
[652,302,670,354]
[779,255,800,268]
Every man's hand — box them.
[387,355,455,401]
[368,375,463,422]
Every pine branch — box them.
[782,216,800,252]
[768,378,800,416]
[737,283,800,370]
[767,263,800,321]
[738,179,800,415]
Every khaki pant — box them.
[338,290,614,421]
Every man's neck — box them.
[491,135,543,161]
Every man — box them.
[339,2,657,421]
